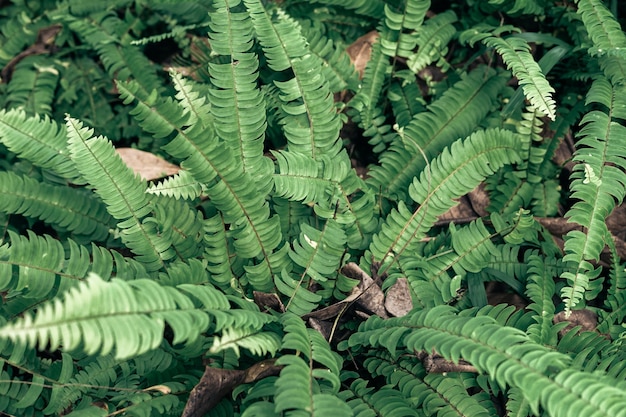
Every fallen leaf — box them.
[553,309,598,338]
[346,31,379,78]
[385,277,413,317]
[182,359,282,417]
[116,148,180,181]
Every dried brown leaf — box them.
[384,277,413,317]
[116,148,180,181]
[346,31,379,78]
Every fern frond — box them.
[367,67,508,201]
[380,0,429,59]
[6,57,59,116]
[349,306,626,417]
[348,39,395,153]
[477,33,557,120]
[117,80,285,291]
[170,72,213,130]
[274,313,351,416]
[0,273,235,359]
[210,327,281,357]
[66,117,173,272]
[338,378,420,417]
[302,22,359,93]
[398,219,496,308]
[274,220,347,315]
[388,76,425,127]
[576,0,626,85]
[245,0,342,159]
[0,109,82,183]
[147,170,204,200]
[370,128,522,273]
[60,13,164,95]
[407,10,457,72]
[525,254,559,345]
[208,2,274,193]
[0,172,112,241]
[0,231,88,301]
[561,77,626,314]
[301,0,384,18]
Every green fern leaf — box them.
[367,67,508,201]
[210,327,281,357]
[370,128,522,273]
[349,306,626,417]
[0,109,82,184]
[407,10,457,72]
[339,378,420,417]
[525,254,559,345]
[117,80,285,291]
[66,116,173,272]
[0,273,233,359]
[561,77,626,314]
[0,171,112,241]
[6,57,59,116]
[348,39,394,153]
[381,0,429,59]
[274,313,350,416]
[576,0,626,85]
[245,0,342,159]
[478,34,557,119]
[208,2,274,193]
[147,170,204,200]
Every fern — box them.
[464,29,557,120]
[348,306,626,417]
[370,128,522,273]
[561,76,626,314]
[367,67,508,201]
[0,272,275,360]
[407,10,457,72]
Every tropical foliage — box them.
[0,0,625,416]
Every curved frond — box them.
[380,0,429,59]
[0,171,112,241]
[302,22,359,93]
[273,313,350,416]
[349,306,626,417]
[147,170,204,200]
[370,128,522,274]
[476,33,556,119]
[525,254,559,345]
[6,57,59,116]
[367,67,508,201]
[117,80,285,291]
[0,273,233,360]
[339,378,420,417]
[208,2,274,193]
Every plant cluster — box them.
[0,0,625,416]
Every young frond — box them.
[480,35,557,120]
